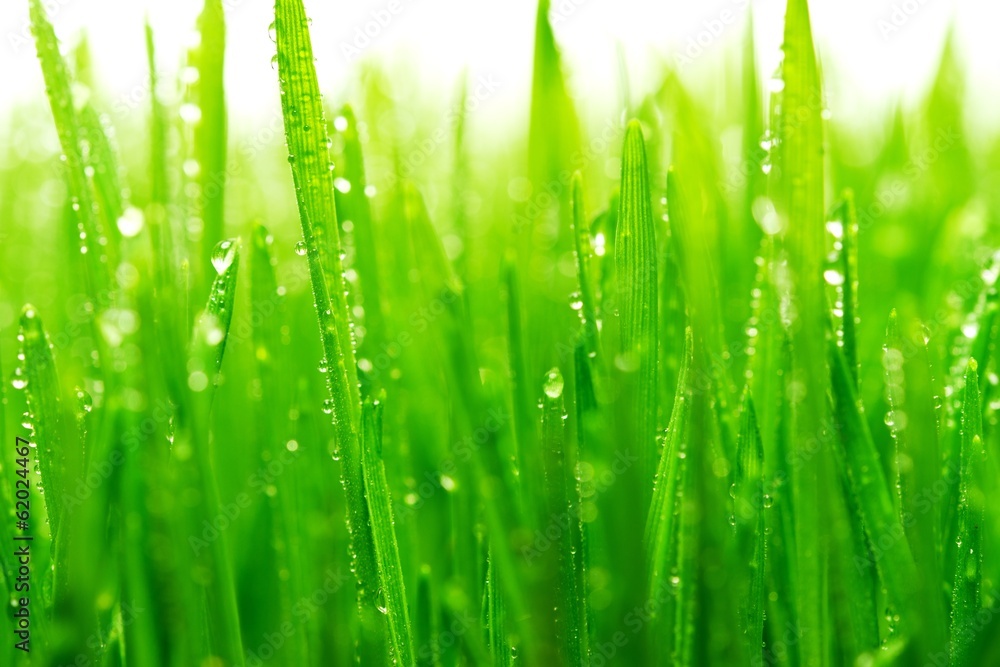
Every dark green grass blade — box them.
[616,119,658,498]
[733,390,765,664]
[829,337,918,636]
[361,397,415,666]
[951,360,985,663]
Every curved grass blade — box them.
[361,396,415,667]
[733,389,765,665]
[616,119,658,497]
[951,359,985,663]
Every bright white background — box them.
[0,0,997,133]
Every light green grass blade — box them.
[645,329,691,659]
[484,545,512,667]
[29,0,110,294]
[186,239,244,666]
[951,359,985,663]
[773,1,827,662]
[19,307,67,540]
[572,173,601,361]
[191,0,228,274]
[616,119,658,498]
[331,105,387,373]
[361,397,415,666]
[540,368,587,665]
[274,1,386,659]
[837,192,860,386]
[733,389,765,664]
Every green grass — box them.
[3,0,1000,664]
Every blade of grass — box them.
[191,0,228,276]
[185,239,245,666]
[616,119,658,501]
[29,0,111,296]
[829,336,918,639]
[645,329,691,660]
[733,389,765,665]
[773,1,827,661]
[273,1,386,660]
[951,359,985,663]
[361,396,416,666]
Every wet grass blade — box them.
[18,307,68,541]
[616,119,658,497]
[773,1,827,660]
[829,337,918,634]
[645,329,691,658]
[186,239,244,666]
[274,1,386,659]
[733,390,765,664]
[951,360,985,663]
[191,0,228,273]
[361,397,415,666]
[572,173,601,361]
[29,0,111,295]
[540,368,587,665]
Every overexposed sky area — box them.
[0,0,997,134]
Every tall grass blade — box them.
[773,1,827,661]
[951,359,985,663]
[361,397,416,666]
[645,329,691,660]
[273,1,386,659]
[616,119,658,497]
[29,0,110,295]
[191,0,228,273]
[733,389,765,664]
[829,337,918,634]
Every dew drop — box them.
[543,368,564,399]
[211,239,236,275]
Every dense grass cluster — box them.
[2,0,1000,664]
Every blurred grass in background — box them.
[3,0,1000,665]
